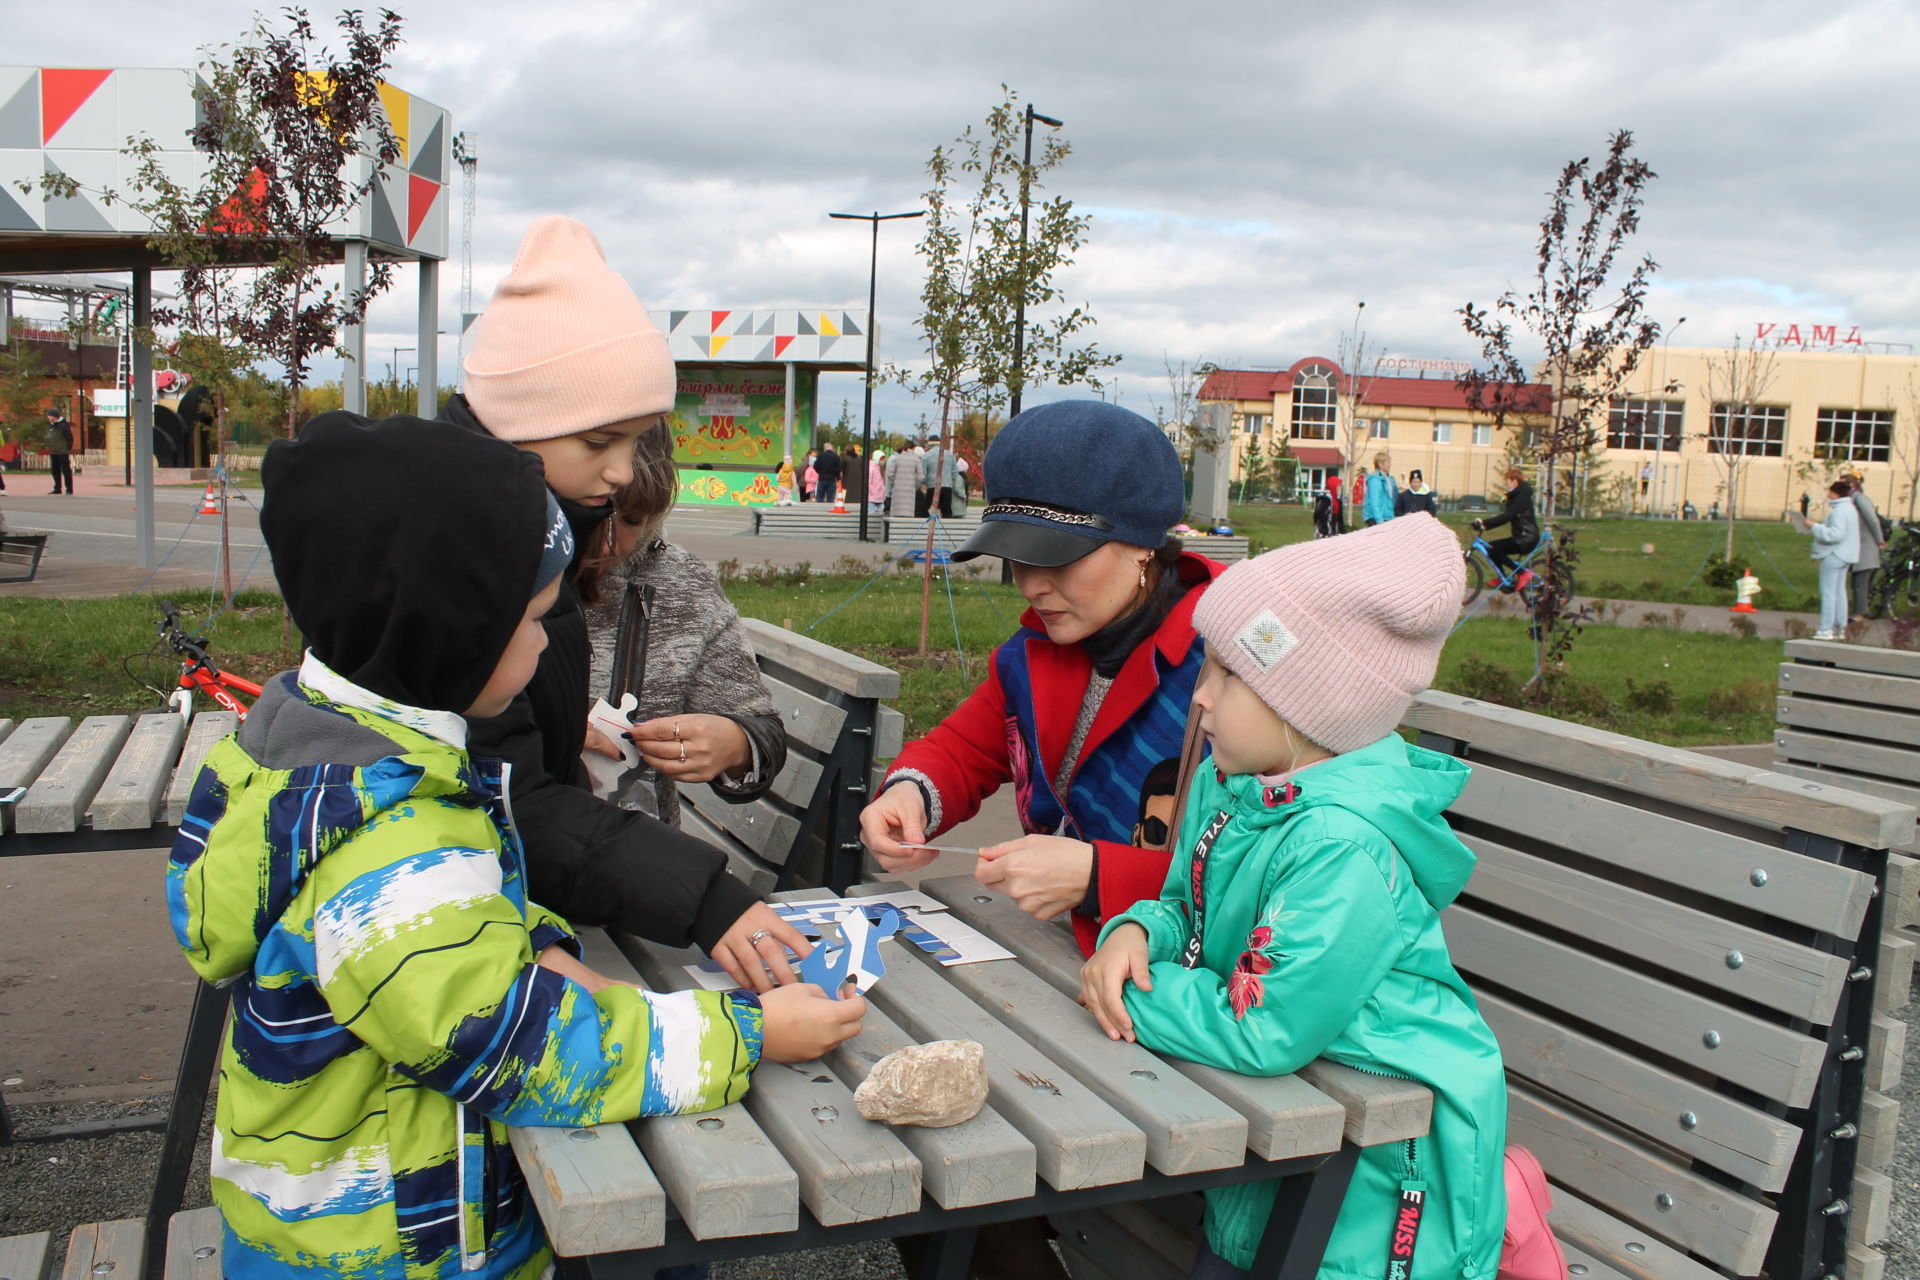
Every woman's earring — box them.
[1138,561,1148,588]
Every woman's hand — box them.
[628,714,751,784]
[860,780,938,873]
[974,836,1094,920]
[709,901,814,994]
[1079,923,1152,1042]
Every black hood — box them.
[261,410,549,713]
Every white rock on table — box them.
[853,1040,988,1128]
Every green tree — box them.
[0,323,50,451]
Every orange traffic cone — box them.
[198,481,221,516]
[831,485,847,514]
[1731,568,1761,613]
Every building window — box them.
[1242,412,1269,437]
[1290,364,1338,441]
[1707,404,1787,457]
[1433,422,1455,444]
[1366,418,1389,440]
[1472,423,1493,447]
[1608,398,1684,451]
[1815,408,1893,462]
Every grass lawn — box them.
[1225,502,1823,612]
[0,573,1784,746]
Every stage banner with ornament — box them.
[667,367,814,505]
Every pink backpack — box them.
[1500,1145,1567,1280]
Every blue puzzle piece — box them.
[800,905,902,997]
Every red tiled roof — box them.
[1198,369,1282,402]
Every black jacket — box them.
[1479,479,1538,545]
[440,396,757,949]
[1395,488,1439,517]
[813,447,842,485]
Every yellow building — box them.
[1609,345,1920,520]
[1199,358,1547,501]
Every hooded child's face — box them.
[466,578,561,718]
[517,414,662,507]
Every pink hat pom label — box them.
[1234,609,1299,671]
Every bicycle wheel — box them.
[1461,555,1485,607]
[1868,572,1894,620]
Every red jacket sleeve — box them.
[1070,838,1176,955]
[883,657,1014,837]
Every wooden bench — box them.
[676,618,903,895]
[1405,688,1908,1280]
[1182,533,1250,563]
[0,711,236,854]
[0,531,51,583]
[498,886,1429,1277]
[748,507,868,541]
[0,1206,221,1280]
[882,513,985,556]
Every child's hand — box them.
[759,983,867,1062]
[1079,923,1152,1043]
[975,836,1093,920]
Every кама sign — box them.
[1754,323,1865,348]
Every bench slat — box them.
[1407,689,1915,850]
[1447,905,1825,1108]
[572,930,800,1240]
[1548,1187,1727,1280]
[1769,762,1920,856]
[163,1207,223,1280]
[92,713,188,831]
[59,1220,145,1280]
[760,673,848,754]
[1774,727,1920,787]
[1785,638,1920,678]
[910,877,1361,1159]
[1478,992,1801,1192]
[0,1231,52,1280]
[0,717,72,792]
[1779,694,1920,748]
[165,712,239,827]
[1510,1085,1776,1276]
[507,1123,664,1257]
[18,715,133,834]
[1459,832,1850,1023]
[678,780,800,861]
[1861,1089,1898,1169]
[618,934,923,1227]
[1779,660,1920,712]
[675,804,777,898]
[766,751,824,810]
[742,617,901,700]
[889,932,1248,1176]
[1852,1165,1890,1247]
[861,934,1146,1190]
[1446,761,1876,938]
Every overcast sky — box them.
[12,0,1918,431]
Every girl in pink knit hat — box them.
[1080,515,1559,1280]
[445,216,850,1022]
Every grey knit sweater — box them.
[584,539,786,826]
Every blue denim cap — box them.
[954,400,1185,566]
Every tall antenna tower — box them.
[452,131,478,378]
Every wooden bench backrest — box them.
[1403,690,1899,1278]
[1775,638,1920,855]
[678,619,901,893]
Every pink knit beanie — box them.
[1193,514,1464,754]
[461,216,675,442]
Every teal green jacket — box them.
[166,674,764,1280]
[1104,735,1507,1278]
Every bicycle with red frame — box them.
[130,601,263,722]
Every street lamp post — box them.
[1008,105,1063,422]
[829,208,925,542]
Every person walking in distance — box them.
[813,441,842,504]
[920,438,959,518]
[1844,468,1885,625]
[44,405,74,494]
[1362,452,1398,526]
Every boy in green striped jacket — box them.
[167,415,863,1280]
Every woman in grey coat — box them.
[582,424,786,826]
[1846,469,1884,621]
[1806,479,1862,641]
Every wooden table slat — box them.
[508,1123,664,1257]
[616,934,924,1227]
[92,712,188,831]
[18,716,132,834]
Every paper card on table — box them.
[800,905,903,997]
[581,694,641,800]
[898,912,1016,966]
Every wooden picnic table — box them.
[511,876,1433,1280]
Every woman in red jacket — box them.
[860,401,1225,954]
